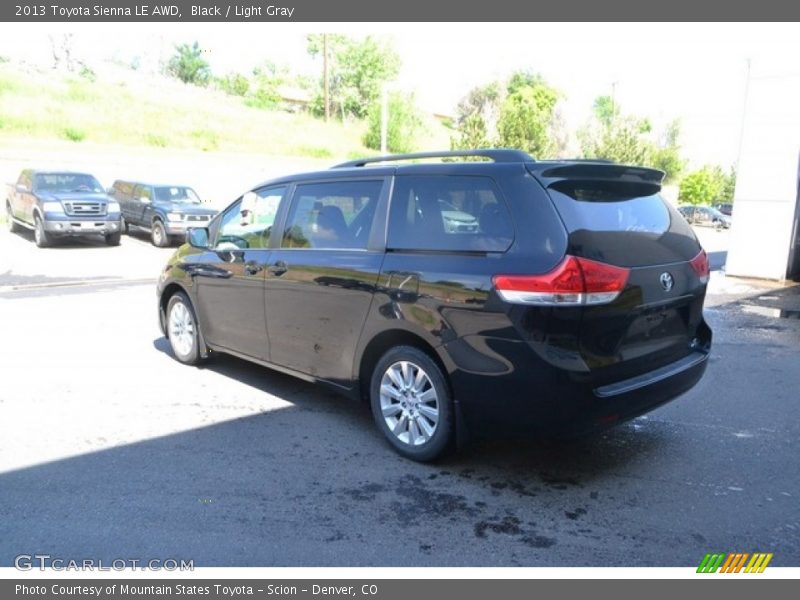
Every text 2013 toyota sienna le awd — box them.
[156,150,712,461]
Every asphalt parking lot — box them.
[0,226,798,567]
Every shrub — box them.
[217,73,250,97]
[62,127,85,142]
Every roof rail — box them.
[332,149,534,168]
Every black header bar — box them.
[3,1,800,22]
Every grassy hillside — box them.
[0,64,450,158]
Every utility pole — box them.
[323,34,330,122]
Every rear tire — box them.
[166,292,203,365]
[105,231,121,246]
[151,220,169,247]
[369,346,454,462]
[33,214,51,248]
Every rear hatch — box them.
[529,162,710,385]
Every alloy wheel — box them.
[379,360,440,447]
[168,300,196,358]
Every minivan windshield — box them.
[34,173,104,194]
[154,186,201,204]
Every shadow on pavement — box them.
[0,340,677,567]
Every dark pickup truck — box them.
[6,170,123,247]
[109,180,218,247]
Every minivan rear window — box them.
[548,182,670,235]
[387,175,513,252]
[546,181,700,267]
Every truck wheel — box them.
[33,214,51,248]
[105,231,122,246]
[369,346,454,462]
[166,292,203,365]
[151,220,169,247]
[6,203,21,233]
[120,216,129,234]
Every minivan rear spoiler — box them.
[528,162,665,192]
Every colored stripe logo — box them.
[697,552,773,573]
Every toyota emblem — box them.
[660,272,674,292]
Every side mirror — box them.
[140,196,151,204]
[186,227,210,249]
[16,184,28,193]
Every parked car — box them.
[109,180,218,247]
[714,202,733,216]
[678,205,731,229]
[156,150,712,461]
[5,170,122,247]
[439,199,479,233]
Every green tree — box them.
[307,35,401,119]
[580,96,684,181]
[650,120,686,184]
[451,72,562,158]
[450,82,501,151]
[719,166,737,201]
[450,113,492,151]
[167,42,210,86]
[592,95,619,126]
[363,92,423,153]
[244,61,288,110]
[678,165,736,205]
[497,75,560,158]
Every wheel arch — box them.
[356,329,452,403]
[159,282,210,358]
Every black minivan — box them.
[156,150,712,461]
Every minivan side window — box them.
[281,180,383,250]
[387,175,514,252]
[215,186,286,250]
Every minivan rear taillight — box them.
[493,255,630,306]
[689,250,710,284]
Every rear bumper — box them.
[564,351,709,435]
[446,336,710,437]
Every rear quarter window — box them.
[387,175,513,252]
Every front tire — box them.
[105,231,121,246]
[33,214,51,248]
[6,203,21,233]
[151,220,169,247]
[166,292,203,365]
[120,216,129,234]
[369,346,454,462]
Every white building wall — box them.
[725,68,800,280]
